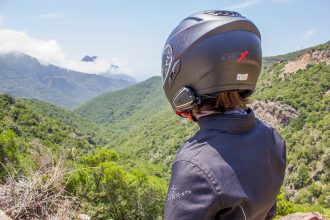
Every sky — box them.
[0,0,329,81]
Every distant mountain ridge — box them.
[101,72,137,83]
[81,55,137,83]
[0,53,136,108]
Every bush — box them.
[0,158,79,219]
[67,149,167,220]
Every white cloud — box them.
[304,29,316,39]
[36,12,65,19]
[226,0,261,10]
[0,29,132,75]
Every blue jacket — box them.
[164,109,286,220]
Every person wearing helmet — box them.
[162,11,286,220]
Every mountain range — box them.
[0,53,136,109]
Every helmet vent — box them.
[202,10,242,17]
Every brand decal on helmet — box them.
[237,50,249,63]
[237,73,248,81]
[221,51,255,63]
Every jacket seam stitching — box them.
[172,159,223,208]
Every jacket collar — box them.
[196,108,256,134]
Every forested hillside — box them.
[0,93,165,219]
[254,61,330,207]
[75,76,168,124]
[0,41,329,219]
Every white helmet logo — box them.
[237,73,248,81]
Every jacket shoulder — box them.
[173,137,224,195]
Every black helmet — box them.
[161,10,262,112]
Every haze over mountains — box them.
[0,53,137,108]
[81,55,137,83]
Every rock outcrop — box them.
[281,49,330,79]
[250,101,298,128]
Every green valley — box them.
[0,41,329,219]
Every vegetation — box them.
[68,148,166,219]
[75,76,168,124]
[0,93,166,219]
[254,61,330,209]
[1,41,329,219]
[0,158,78,219]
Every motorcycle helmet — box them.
[161,10,262,113]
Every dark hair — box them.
[192,91,249,115]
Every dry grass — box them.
[0,158,79,220]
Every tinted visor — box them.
[161,44,173,83]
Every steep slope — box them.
[75,41,330,209]
[0,93,165,219]
[75,76,168,124]
[0,93,101,178]
[0,53,136,109]
[21,98,99,134]
[253,61,330,207]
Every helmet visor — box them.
[161,44,173,83]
